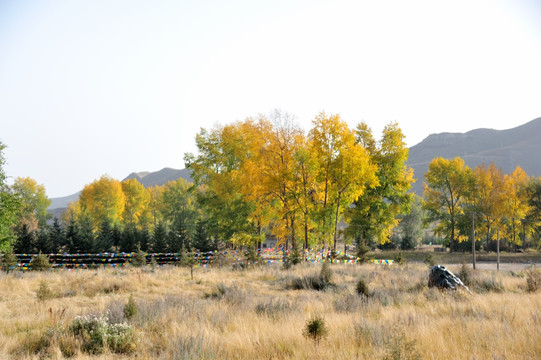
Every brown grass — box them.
[0,263,540,359]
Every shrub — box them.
[457,262,473,287]
[30,252,52,271]
[289,275,327,291]
[123,294,138,320]
[254,298,292,318]
[393,252,406,265]
[131,246,147,267]
[355,277,370,297]
[320,261,333,284]
[36,280,54,302]
[423,254,435,267]
[526,267,541,293]
[1,250,17,273]
[70,314,136,354]
[356,241,371,263]
[303,315,328,345]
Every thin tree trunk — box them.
[333,194,341,254]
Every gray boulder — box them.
[428,265,472,294]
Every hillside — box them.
[407,117,541,195]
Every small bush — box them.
[356,241,371,263]
[457,262,473,287]
[1,250,17,273]
[30,252,52,271]
[475,276,504,293]
[320,261,333,284]
[131,247,147,267]
[393,252,406,265]
[36,280,54,302]
[355,277,370,297]
[423,254,435,267]
[303,315,328,345]
[123,294,138,320]
[526,267,541,293]
[71,314,136,354]
[289,275,328,291]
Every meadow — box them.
[1,259,540,359]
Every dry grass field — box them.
[1,261,540,359]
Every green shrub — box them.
[355,277,370,297]
[30,252,52,271]
[123,294,138,320]
[303,315,328,345]
[70,314,136,354]
[423,254,435,267]
[393,252,406,265]
[1,250,17,273]
[36,280,54,302]
[356,241,371,263]
[131,246,147,267]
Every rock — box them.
[428,265,472,294]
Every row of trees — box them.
[423,158,541,251]
[4,113,541,256]
[184,111,414,255]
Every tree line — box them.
[2,112,541,257]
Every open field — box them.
[1,260,540,359]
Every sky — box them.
[1,0,540,198]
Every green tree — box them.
[185,124,257,245]
[346,122,414,247]
[395,195,425,250]
[423,157,475,251]
[0,142,21,252]
[151,222,168,253]
[49,218,66,253]
[96,220,114,253]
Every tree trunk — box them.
[333,194,341,254]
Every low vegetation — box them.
[0,261,540,359]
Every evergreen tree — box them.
[111,224,122,250]
[14,223,36,254]
[138,227,151,252]
[152,222,168,253]
[64,217,79,253]
[120,225,137,253]
[35,227,53,254]
[192,219,213,252]
[96,220,114,253]
[49,218,65,253]
[77,216,96,252]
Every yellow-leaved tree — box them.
[501,166,530,246]
[121,178,151,229]
[423,157,475,251]
[75,175,125,229]
[471,163,506,249]
[309,112,377,253]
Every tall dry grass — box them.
[0,262,539,359]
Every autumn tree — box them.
[471,163,506,250]
[11,177,51,228]
[121,178,151,229]
[77,175,125,229]
[309,112,377,253]
[501,166,531,247]
[345,122,414,247]
[423,157,475,251]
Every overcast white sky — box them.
[1,0,540,198]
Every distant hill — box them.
[122,167,192,187]
[47,168,193,214]
[407,117,541,195]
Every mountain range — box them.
[48,117,541,214]
[407,117,541,195]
